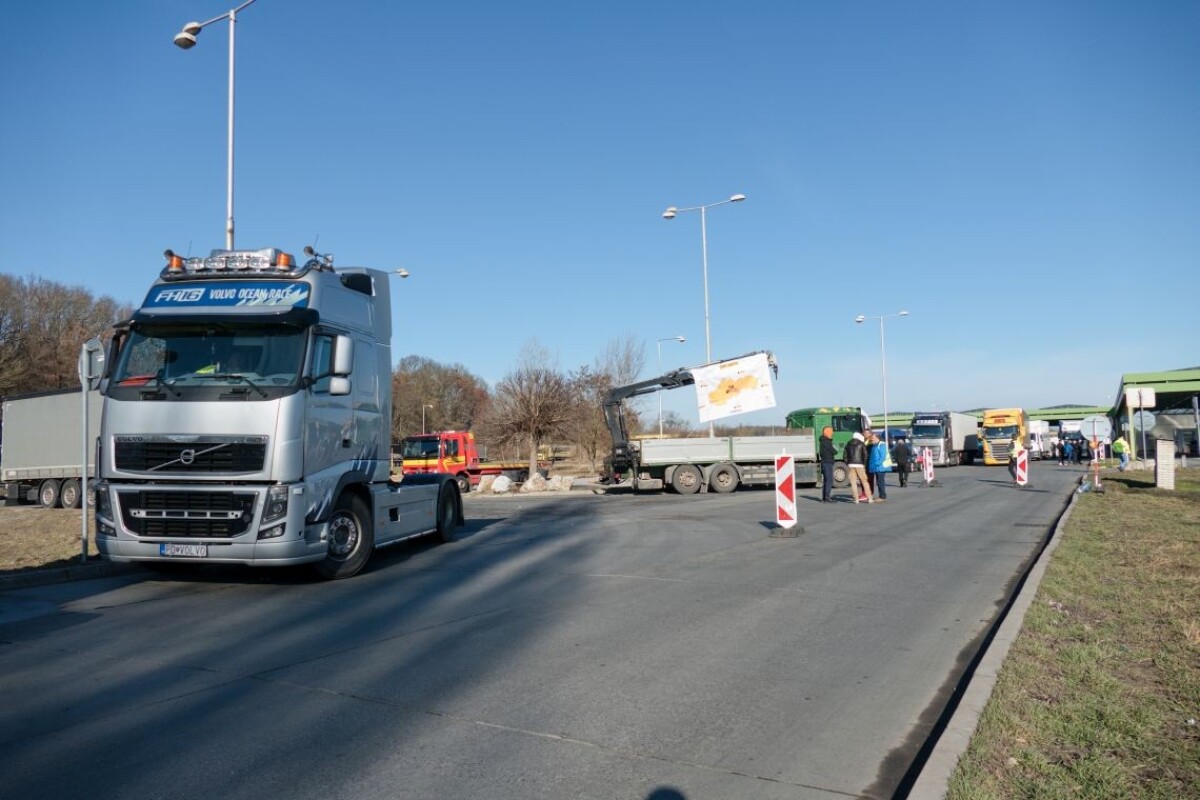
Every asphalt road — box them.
[0,461,1082,799]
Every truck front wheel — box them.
[455,473,471,494]
[315,493,374,580]
[671,464,702,495]
[38,479,61,508]
[832,461,849,488]
[434,485,461,544]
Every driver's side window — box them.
[310,334,334,394]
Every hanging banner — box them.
[693,352,777,423]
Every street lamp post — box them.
[854,311,909,450]
[422,404,434,434]
[663,193,746,436]
[174,0,260,250]
[656,335,686,438]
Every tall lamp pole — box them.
[422,404,434,434]
[855,311,909,449]
[656,336,686,438]
[174,0,260,250]
[663,193,746,436]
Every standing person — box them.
[867,433,890,500]
[1112,436,1129,471]
[845,432,871,504]
[1063,439,1074,465]
[1008,432,1025,484]
[891,436,912,488]
[819,426,837,502]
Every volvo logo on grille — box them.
[180,449,196,465]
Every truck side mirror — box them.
[329,376,351,396]
[332,335,354,377]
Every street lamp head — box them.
[675,335,686,343]
[662,207,677,220]
[898,310,910,317]
[173,21,202,49]
[729,194,746,203]
[854,315,866,324]
[394,268,410,279]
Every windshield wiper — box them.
[199,373,269,398]
[142,370,181,398]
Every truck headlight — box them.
[261,484,289,526]
[94,483,115,537]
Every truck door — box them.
[303,331,354,521]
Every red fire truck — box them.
[397,431,539,493]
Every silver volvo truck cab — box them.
[95,247,461,579]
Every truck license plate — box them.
[159,543,207,558]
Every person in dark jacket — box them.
[891,436,912,488]
[845,432,871,504]
[819,426,837,502]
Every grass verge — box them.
[947,467,1200,799]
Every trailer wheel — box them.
[832,461,849,488]
[60,479,82,509]
[671,464,702,495]
[315,493,374,580]
[434,485,461,544]
[455,473,471,494]
[38,479,62,509]
[709,463,739,493]
[515,470,529,483]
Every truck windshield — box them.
[401,438,440,459]
[985,424,1019,438]
[911,425,944,438]
[112,323,306,392]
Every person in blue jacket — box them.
[867,432,890,501]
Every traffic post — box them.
[771,453,801,537]
[1015,448,1029,487]
[920,446,940,487]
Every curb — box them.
[906,488,1079,799]
[0,561,140,591]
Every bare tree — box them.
[391,355,490,441]
[568,335,648,470]
[0,275,128,397]
[487,341,575,475]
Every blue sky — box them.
[2,1,1197,426]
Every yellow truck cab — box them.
[981,408,1029,466]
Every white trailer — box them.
[632,434,818,494]
[1028,420,1050,460]
[2,389,101,508]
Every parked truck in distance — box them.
[784,406,871,486]
[398,430,544,493]
[2,389,101,508]
[981,407,1029,466]
[908,411,979,467]
[92,245,463,579]
[1028,419,1050,460]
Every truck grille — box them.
[992,443,1011,460]
[117,490,256,538]
[114,437,266,473]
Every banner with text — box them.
[693,352,777,423]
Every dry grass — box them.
[947,466,1200,799]
[0,504,97,573]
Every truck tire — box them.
[38,479,62,509]
[455,473,471,494]
[434,485,460,544]
[671,464,702,495]
[60,479,82,509]
[315,493,374,580]
[832,461,849,488]
[708,463,739,493]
